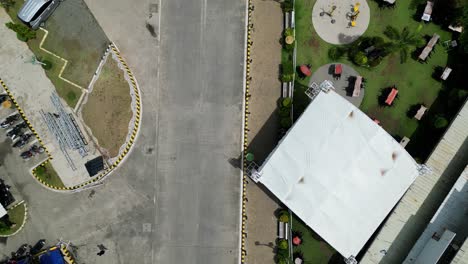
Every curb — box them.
[240,0,254,262]
[0,201,28,237]
[60,244,77,264]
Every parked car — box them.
[1,114,20,129]
[17,0,62,30]
[0,94,9,104]
[30,239,46,255]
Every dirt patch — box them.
[383,55,398,75]
[308,37,320,48]
[82,57,132,158]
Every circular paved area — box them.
[309,63,364,107]
[312,0,370,44]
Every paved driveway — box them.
[0,0,244,263]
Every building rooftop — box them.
[403,166,468,263]
[361,99,468,264]
[255,90,419,258]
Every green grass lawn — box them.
[294,0,451,141]
[34,163,66,189]
[292,214,335,263]
[0,203,26,236]
[3,1,82,107]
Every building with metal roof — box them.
[403,166,468,264]
[361,99,468,264]
[252,90,419,260]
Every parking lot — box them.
[0,8,103,187]
[0,100,48,201]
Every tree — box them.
[328,46,346,60]
[5,22,36,42]
[383,26,424,63]
[460,5,468,53]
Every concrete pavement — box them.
[0,0,244,263]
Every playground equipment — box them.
[320,5,337,24]
[347,3,360,27]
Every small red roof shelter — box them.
[385,88,398,105]
[300,65,311,76]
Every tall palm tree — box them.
[384,26,425,63]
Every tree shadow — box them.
[431,65,444,80]
[406,103,422,118]
[337,33,361,45]
[328,252,346,264]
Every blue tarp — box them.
[17,258,30,264]
[39,249,64,264]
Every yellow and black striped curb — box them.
[30,43,142,192]
[0,201,27,237]
[0,79,53,160]
[60,244,77,264]
[241,1,254,263]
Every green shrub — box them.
[328,46,346,60]
[277,257,288,264]
[353,51,368,66]
[284,43,294,51]
[368,57,382,67]
[284,28,294,37]
[0,220,10,233]
[282,0,293,12]
[41,60,52,70]
[280,117,292,128]
[433,116,448,128]
[279,107,291,117]
[278,209,289,217]
[279,214,289,223]
[277,239,289,250]
[282,97,292,107]
[281,74,293,82]
[5,22,36,42]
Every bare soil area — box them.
[82,57,132,158]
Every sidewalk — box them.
[245,0,284,263]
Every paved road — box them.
[0,0,245,263]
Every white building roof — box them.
[257,91,419,258]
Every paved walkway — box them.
[245,0,283,263]
[309,63,364,107]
